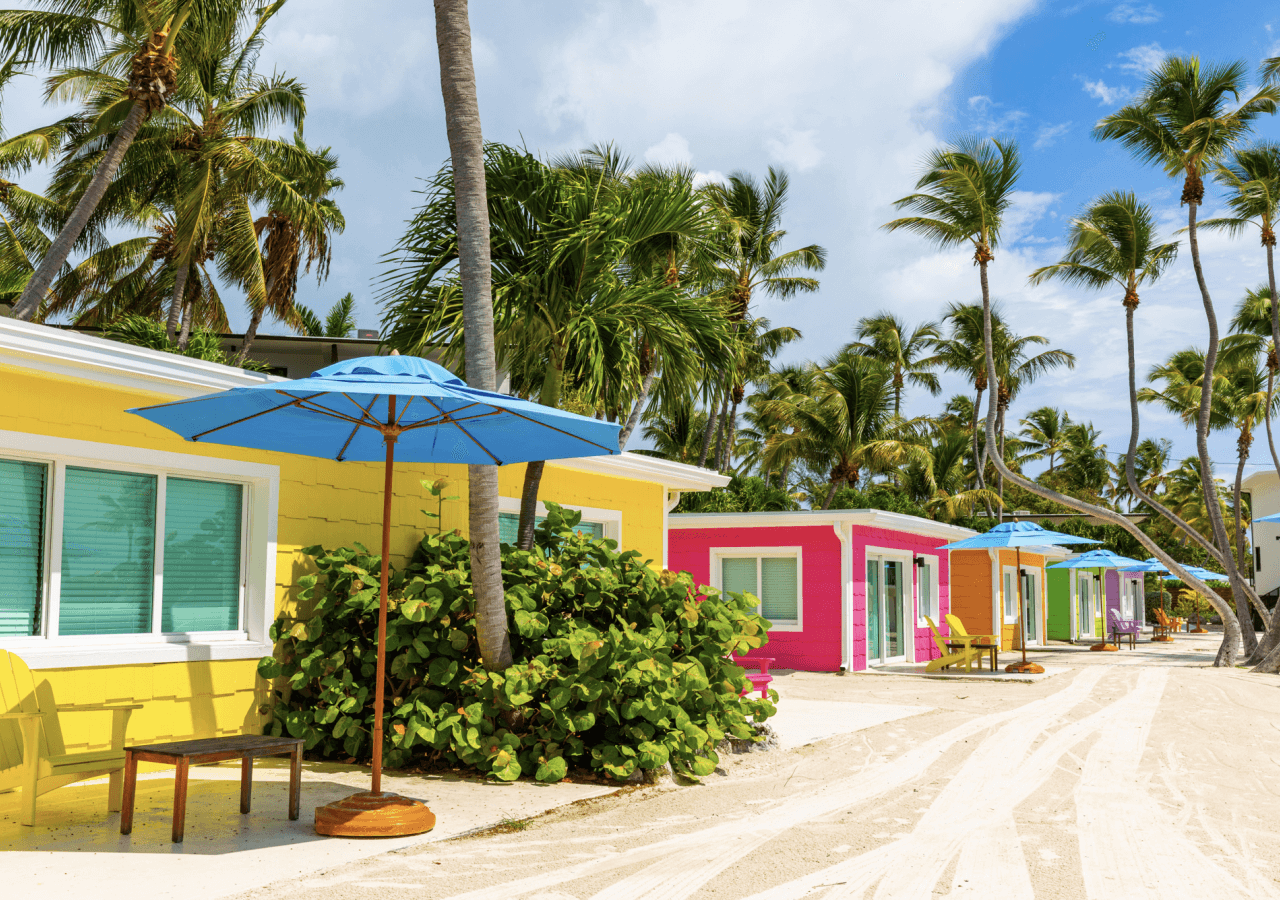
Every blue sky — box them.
[10,0,1280,481]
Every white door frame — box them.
[865,547,914,665]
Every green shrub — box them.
[258,504,775,782]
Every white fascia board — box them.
[548,452,731,491]
[0,317,282,397]
[669,508,977,541]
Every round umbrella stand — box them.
[1089,642,1119,652]
[1005,661,1046,674]
[315,791,437,837]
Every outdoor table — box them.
[119,734,304,843]
[944,637,999,672]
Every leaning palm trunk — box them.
[166,261,190,343]
[435,0,510,670]
[11,102,149,321]
[1186,194,1259,657]
[713,394,730,470]
[233,302,265,364]
[178,300,194,349]
[618,371,658,449]
[822,477,844,510]
[698,392,719,468]
[723,393,741,473]
[978,254,1244,666]
[970,387,993,518]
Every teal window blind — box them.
[722,555,798,624]
[721,557,757,597]
[59,467,156,636]
[498,512,605,544]
[162,478,243,632]
[760,557,798,622]
[0,459,47,636]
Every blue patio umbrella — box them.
[1047,549,1145,570]
[1121,557,1170,573]
[1254,512,1280,523]
[939,522,1099,671]
[1180,566,1227,582]
[129,355,622,836]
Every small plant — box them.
[420,476,459,535]
[259,504,775,783]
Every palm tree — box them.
[700,167,826,466]
[433,0,508,672]
[381,144,731,549]
[1113,437,1172,511]
[1017,406,1071,472]
[1095,58,1279,656]
[847,313,941,415]
[901,425,1000,521]
[1201,146,1280,477]
[714,316,801,472]
[762,353,926,509]
[887,136,1242,664]
[1045,422,1113,504]
[297,292,356,338]
[0,0,244,322]
[930,302,996,505]
[636,399,709,466]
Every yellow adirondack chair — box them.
[1,650,140,825]
[945,613,999,646]
[924,617,984,673]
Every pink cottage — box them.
[668,510,975,672]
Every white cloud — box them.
[1107,3,1162,24]
[693,170,728,189]
[1118,42,1166,75]
[764,128,823,171]
[1033,122,1072,149]
[1082,77,1132,105]
[643,132,693,166]
[967,94,1028,133]
[1002,190,1061,244]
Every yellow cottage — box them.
[0,318,727,762]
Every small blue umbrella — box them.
[1255,512,1280,524]
[1121,557,1170,574]
[1179,565,1228,583]
[1047,548,1144,569]
[939,522,1098,671]
[129,355,622,834]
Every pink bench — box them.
[733,657,775,698]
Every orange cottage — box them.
[948,546,1069,651]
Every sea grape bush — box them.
[258,504,775,782]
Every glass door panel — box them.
[1077,574,1093,638]
[867,559,881,663]
[885,561,903,659]
[1022,571,1037,645]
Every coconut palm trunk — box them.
[434,0,510,670]
[516,363,563,551]
[971,386,993,518]
[982,252,1245,666]
[166,260,190,343]
[10,101,148,321]
[1186,188,1256,656]
[698,391,719,467]
[178,299,194,349]
[618,371,658,449]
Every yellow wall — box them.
[1,364,666,754]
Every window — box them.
[714,549,801,629]
[0,429,276,665]
[1003,568,1017,621]
[916,557,938,622]
[497,512,604,544]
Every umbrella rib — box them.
[488,406,619,454]
[190,393,324,441]
[290,397,381,428]
[338,391,389,428]
[400,408,504,431]
[417,395,503,465]
[335,395,381,461]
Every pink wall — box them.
[669,525,843,671]
[668,521,956,672]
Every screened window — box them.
[1003,569,1017,620]
[719,553,800,626]
[497,511,605,544]
[0,459,46,637]
[1,456,245,640]
[917,559,937,621]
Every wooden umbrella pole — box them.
[1018,547,1027,667]
[372,396,398,795]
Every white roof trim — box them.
[549,452,731,491]
[669,509,977,540]
[0,316,281,397]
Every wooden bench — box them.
[120,734,305,843]
[733,657,775,698]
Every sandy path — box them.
[238,639,1280,900]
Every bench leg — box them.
[289,746,302,821]
[120,751,138,834]
[172,759,189,843]
[240,755,253,814]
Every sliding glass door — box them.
[1076,572,1095,639]
[867,555,908,665]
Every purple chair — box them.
[1108,609,1141,649]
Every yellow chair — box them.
[0,650,140,825]
[945,613,999,646]
[924,617,984,673]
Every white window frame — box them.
[914,552,940,626]
[496,496,621,544]
[1002,565,1019,623]
[866,547,914,662]
[1021,567,1041,643]
[0,429,278,668]
[710,546,803,632]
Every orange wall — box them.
[948,548,1049,650]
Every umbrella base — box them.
[1090,642,1119,652]
[315,791,436,837]
[1191,627,1209,634]
[1005,662,1045,674]
[1152,635,1174,643]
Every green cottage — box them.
[1046,549,1146,643]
